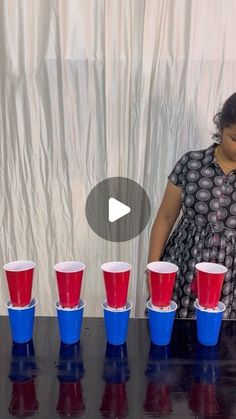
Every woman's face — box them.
[221,123,236,162]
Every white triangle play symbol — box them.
[109,198,131,223]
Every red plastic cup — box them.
[195,262,227,309]
[147,262,178,308]
[3,260,36,307]
[101,262,132,309]
[54,262,86,308]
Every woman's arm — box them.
[146,181,182,291]
[148,180,182,263]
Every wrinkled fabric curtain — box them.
[0,0,236,316]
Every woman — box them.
[148,93,236,319]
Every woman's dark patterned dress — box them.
[162,143,236,319]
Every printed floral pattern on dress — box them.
[162,144,236,319]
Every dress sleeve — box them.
[168,152,188,189]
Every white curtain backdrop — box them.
[1,0,236,316]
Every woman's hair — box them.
[213,92,236,141]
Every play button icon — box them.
[109,198,131,222]
[85,177,151,242]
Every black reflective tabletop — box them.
[1,317,236,418]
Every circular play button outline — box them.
[85,177,151,242]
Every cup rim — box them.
[194,299,226,313]
[147,261,178,274]
[55,298,86,311]
[3,260,36,272]
[101,261,132,273]
[102,300,132,312]
[53,261,86,273]
[146,299,177,313]
[6,298,38,310]
[195,262,227,274]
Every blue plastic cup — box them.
[56,298,86,344]
[7,298,37,344]
[146,300,177,346]
[102,301,132,346]
[194,300,225,346]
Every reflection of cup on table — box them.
[9,379,39,417]
[100,382,128,419]
[56,342,85,418]
[56,381,85,418]
[189,343,220,416]
[8,339,38,416]
[58,342,85,383]
[9,340,36,382]
[189,382,219,417]
[100,342,129,418]
[54,261,86,308]
[143,343,172,415]
[194,343,219,384]
[103,343,129,384]
[4,260,36,306]
[195,262,227,309]
[145,344,171,380]
[101,262,132,309]
[143,382,172,416]
[147,262,178,308]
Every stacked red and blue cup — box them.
[3,260,37,343]
[146,261,178,345]
[54,261,86,344]
[194,262,227,346]
[101,262,132,345]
